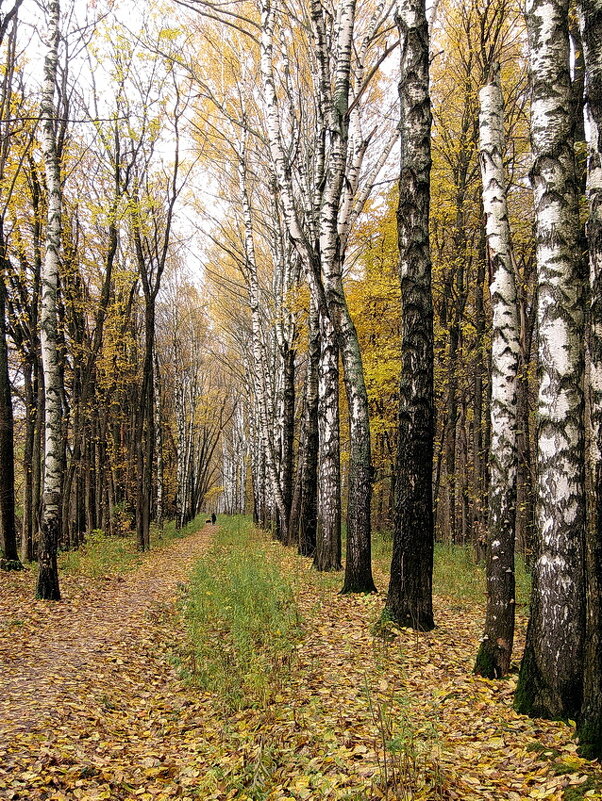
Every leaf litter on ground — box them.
[0,516,600,800]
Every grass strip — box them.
[181,515,302,710]
[57,515,207,578]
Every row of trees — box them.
[177,0,601,759]
[0,1,239,594]
[0,0,600,762]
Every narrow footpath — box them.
[0,525,213,800]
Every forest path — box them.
[0,523,214,800]
[2,524,602,801]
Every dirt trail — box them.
[1,527,602,801]
[0,526,213,800]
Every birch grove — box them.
[1,0,602,761]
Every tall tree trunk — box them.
[337,302,376,593]
[577,0,602,760]
[314,310,342,571]
[36,0,62,600]
[474,74,520,679]
[473,208,487,559]
[386,0,434,630]
[136,301,154,551]
[299,296,320,557]
[0,275,20,568]
[516,281,535,561]
[514,0,586,719]
[280,342,296,545]
[316,0,375,592]
[21,359,34,561]
[154,355,164,529]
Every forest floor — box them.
[1,517,602,801]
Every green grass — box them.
[56,515,207,578]
[180,515,302,710]
[372,530,531,608]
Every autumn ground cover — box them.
[1,516,602,801]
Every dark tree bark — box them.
[280,342,296,545]
[473,221,487,560]
[299,299,319,557]
[385,0,435,630]
[577,0,602,760]
[0,275,20,568]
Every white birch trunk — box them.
[474,74,520,678]
[237,144,289,537]
[315,309,342,571]
[36,0,62,600]
[515,0,586,719]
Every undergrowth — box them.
[180,515,302,710]
[57,515,206,578]
[372,531,531,608]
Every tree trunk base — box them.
[341,576,377,594]
[384,601,434,631]
[514,640,582,720]
[313,558,342,572]
[474,639,508,679]
[36,564,61,600]
[577,708,602,760]
[0,558,24,571]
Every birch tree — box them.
[385,0,435,629]
[473,71,520,677]
[37,0,63,600]
[577,0,602,760]
[514,0,586,719]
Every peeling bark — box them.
[314,309,342,572]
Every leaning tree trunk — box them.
[474,73,520,679]
[385,0,434,630]
[36,0,62,600]
[577,0,602,760]
[514,0,586,719]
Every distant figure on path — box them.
[211,513,216,525]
